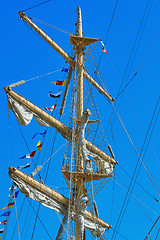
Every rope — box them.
[25,68,62,83]
[21,0,52,12]
[112,103,160,197]
[111,99,160,240]
[98,0,119,68]
[155,227,160,240]
[117,164,159,202]
[67,58,77,238]
[27,199,53,240]
[14,193,21,240]
[144,216,160,240]
[115,172,159,218]
[42,141,67,166]
[32,17,72,35]
[137,28,160,72]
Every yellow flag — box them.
[36,141,43,151]
[51,81,56,85]
[62,80,67,86]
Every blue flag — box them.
[62,67,69,73]
[9,190,19,199]
[32,130,47,139]
[1,211,11,217]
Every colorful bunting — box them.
[0,220,7,225]
[36,141,43,151]
[48,91,62,98]
[0,202,15,210]
[62,67,69,73]
[32,130,47,139]
[44,104,57,112]
[19,150,36,159]
[51,80,67,86]
[9,190,19,199]
[17,162,31,170]
[0,211,11,217]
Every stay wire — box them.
[123,0,154,87]
[115,0,151,102]
[111,103,160,240]
[112,103,160,198]
[14,194,21,240]
[30,97,63,240]
[32,17,72,35]
[117,164,159,202]
[98,0,119,68]
[137,27,160,73]
[144,216,160,240]
[27,199,53,240]
[115,172,159,219]
[155,227,160,240]
[106,0,153,150]
[21,0,52,12]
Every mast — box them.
[4,7,118,239]
[18,11,114,102]
[76,6,83,239]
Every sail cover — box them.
[8,97,51,127]
[10,171,106,237]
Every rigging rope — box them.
[97,0,119,68]
[27,199,53,240]
[112,103,160,198]
[21,0,52,12]
[115,172,159,218]
[117,164,159,202]
[25,68,62,83]
[111,98,160,240]
[144,216,160,240]
[14,194,21,240]
[32,17,72,35]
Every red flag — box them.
[0,202,15,210]
[0,220,7,225]
[51,80,67,86]
[44,104,57,112]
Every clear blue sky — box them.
[1,0,160,239]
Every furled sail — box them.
[5,87,117,165]
[9,167,109,237]
[8,97,51,127]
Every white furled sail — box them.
[8,97,51,127]
[9,167,109,237]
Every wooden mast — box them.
[76,6,83,239]
[18,11,114,102]
[4,8,118,239]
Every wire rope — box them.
[117,164,159,202]
[14,194,21,240]
[97,0,119,68]
[144,216,160,240]
[111,98,160,240]
[32,17,72,35]
[27,199,53,240]
[21,0,52,12]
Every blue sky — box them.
[1,0,160,239]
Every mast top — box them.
[76,6,82,37]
